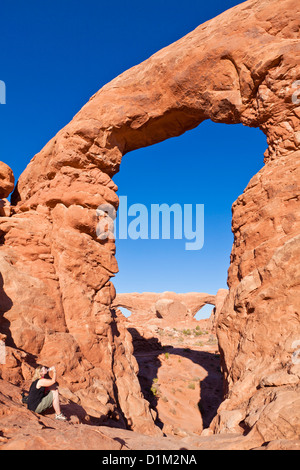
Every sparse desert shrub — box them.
[151,378,160,397]
[194,330,203,336]
[182,329,191,335]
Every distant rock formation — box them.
[0,0,299,446]
[113,291,216,324]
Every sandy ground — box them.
[127,322,223,438]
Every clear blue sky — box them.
[0,0,267,318]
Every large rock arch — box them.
[1,0,299,443]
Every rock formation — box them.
[214,152,300,440]
[0,162,14,200]
[0,162,14,217]
[113,291,217,326]
[0,0,300,448]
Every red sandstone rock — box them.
[0,162,14,199]
[0,0,300,448]
[214,153,300,437]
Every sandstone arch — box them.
[113,292,216,317]
[112,291,217,326]
[1,0,300,444]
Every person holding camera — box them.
[27,365,67,421]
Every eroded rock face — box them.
[214,151,300,439]
[1,0,300,443]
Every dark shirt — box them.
[27,379,45,411]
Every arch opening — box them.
[112,120,267,307]
[110,119,267,433]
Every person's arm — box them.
[37,367,57,388]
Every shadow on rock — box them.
[128,327,223,431]
[0,272,14,347]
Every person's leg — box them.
[51,388,67,420]
[34,387,66,420]
[35,391,54,414]
[51,389,61,415]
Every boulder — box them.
[0,162,14,199]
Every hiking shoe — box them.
[55,413,67,421]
